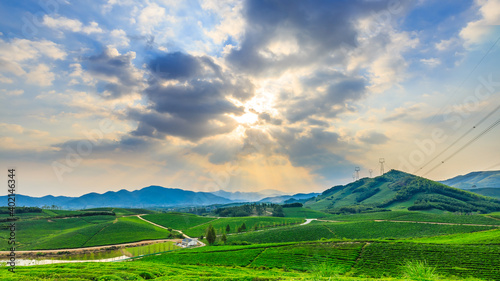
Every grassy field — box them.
[282,207,329,218]
[323,211,500,225]
[142,212,305,237]
[83,216,171,247]
[1,241,497,280]
[142,212,217,230]
[3,208,500,280]
[225,220,495,244]
[183,216,305,237]
[0,215,170,250]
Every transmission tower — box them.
[369,169,373,177]
[355,167,360,180]
[379,158,385,175]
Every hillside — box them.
[211,189,286,202]
[0,186,232,209]
[258,192,320,204]
[462,187,500,199]
[440,170,500,189]
[304,170,500,214]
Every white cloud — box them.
[460,0,500,46]
[137,3,167,34]
[0,74,13,83]
[348,26,419,93]
[82,21,103,34]
[435,38,460,51]
[0,38,66,62]
[201,0,245,45]
[26,64,55,86]
[420,58,441,67]
[0,89,24,96]
[110,29,130,47]
[0,38,65,83]
[43,15,103,34]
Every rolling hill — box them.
[440,170,500,189]
[0,186,232,209]
[304,170,500,214]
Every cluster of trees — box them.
[355,187,380,203]
[214,203,283,217]
[282,203,303,208]
[271,205,284,217]
[379,176,500,213]
[204,223,249,245]
[408,193,500,213]
[327,205,388,214]
[0,206,42,214]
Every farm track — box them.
[80,222,113,248]
[7,215,496,256]
[373,219,500,227]
[354,242,370,263]
[485,215,500,221]
[0,239,182,257]
[246,248,267,267]
[136,215,206,247]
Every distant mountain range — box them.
[440,170,500,189]
[440,170,500,199]
[1,186,232,209]
[5,170,500,210]
[210,189,287,202]
[258,193,320,204]
[304,170,500,213]
[2,186,314,209]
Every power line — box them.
[418,34,500,133]
[422,117,500,177]
[416,105,500,174]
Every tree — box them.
[226,224,230,233]
[272,205,284,217]
[221,233,227,244]
[206,224,216,245]
[237,222,247,232]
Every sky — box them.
[0,0,500,197]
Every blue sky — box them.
[1,0,499,197]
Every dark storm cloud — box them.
[129,51,255,141]
[227,0,387,76]
[357,131,389,145]
[147,52,209,81]
[282,71,367,123]
[271,127,356,180]
[84,48,142,99]
[130,109,239,141]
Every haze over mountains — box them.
[440,170,500,199]
[3,170,500,210]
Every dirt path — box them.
[373,219,500,227]
[300,218,316,225]
[0,214,206,257]
[0,239,181,257]
[136,215,206,247]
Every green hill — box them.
[304,170,500,214]
[464,187,500,199]
[440,170,500,189]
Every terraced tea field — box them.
[226,220,496,243]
